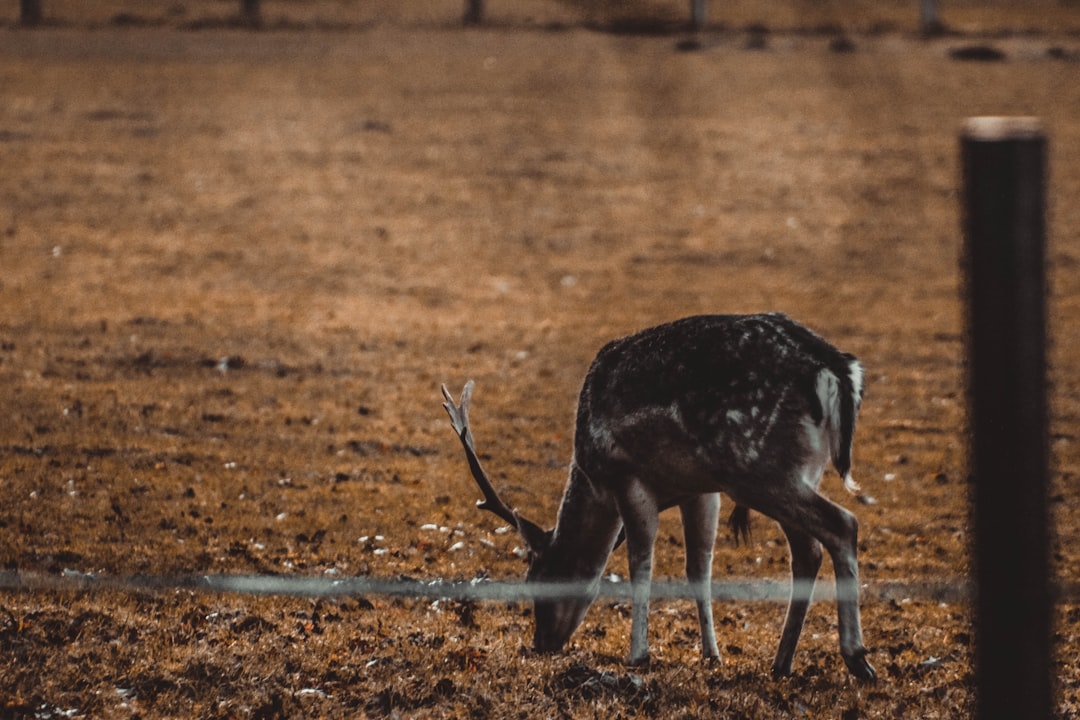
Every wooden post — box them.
[690,0,707,31]
[20,0,43,26]
[241,0,261,27]
[463,0,484,25]
[961,117,1052,720]
[919,0,940,34]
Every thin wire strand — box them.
[0,569,993,604]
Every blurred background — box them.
[6,0,1080,33]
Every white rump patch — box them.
[848,359,864,403]
[814,368,841,430]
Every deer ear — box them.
[513,511,551,554]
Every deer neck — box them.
[549,462,622,579]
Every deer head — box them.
[441,381,607,653]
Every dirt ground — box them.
[2,1,1080,717]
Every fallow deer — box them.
[441,313,875,680]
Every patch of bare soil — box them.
[1,11,1079,719]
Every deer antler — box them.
[441,381,519,528]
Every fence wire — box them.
[0,568,982,604]
[2,569,1079,604]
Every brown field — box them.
[2,1,1080,717]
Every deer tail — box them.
[728,504,752,546]
[816,356,864,494]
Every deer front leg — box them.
[616,478,660,666]
[680,493,721,660]
[772,525,823,677]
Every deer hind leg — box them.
[778,488,875,681]
[679,493,721,660]
[821,498,875,681]
[614,477,660,667]
[771,526,823,678]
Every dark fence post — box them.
[241,0,261,27]
[962,117,1052,720]
[919,0,941,35]
[20,0,43,26]
[690,0,707,30]
[463,0,483,25]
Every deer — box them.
[441,313,875,681]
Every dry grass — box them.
[1,10,1079,718]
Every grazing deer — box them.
[441,313,874,680]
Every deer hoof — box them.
[843,649,877,682]
[770,662,793,680]
[626,653,651,669]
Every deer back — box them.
[571,313,862,505]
